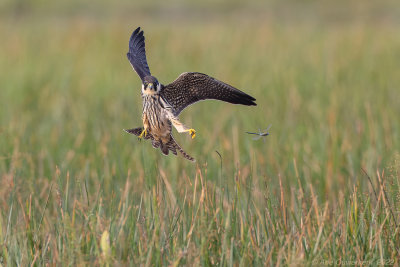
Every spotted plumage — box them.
[124,27,257,162]
[124,127,195,162]
[161,72,256,116]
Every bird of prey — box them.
[124,27,257,161]
[246,124,271,143]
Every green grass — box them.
[1,1,400,265]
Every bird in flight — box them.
[124,27,257,161]
[246,124,271,143]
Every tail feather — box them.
[166,135,195,162]
[124,127,151,140]
[124,127,195,162]
[169,145,178,156]
[151,139,160,148]
[160,142,169,155]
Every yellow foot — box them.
[138,129,147,139]
[187,128,196,139]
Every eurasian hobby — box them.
[124,27,256,161]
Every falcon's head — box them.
[142,76,161,94]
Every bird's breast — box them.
[142,95,170,139]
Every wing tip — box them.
[129,27,145,47]
[244,101,257,106]
[131,26,142,37]
[245,95,257,105]
[237,94,257,106]
[248,97,257,106]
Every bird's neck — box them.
[142,90,158,96]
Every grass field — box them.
[1,0,400,265]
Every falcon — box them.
[124,27,256,161]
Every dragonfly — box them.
[246,124,271,143]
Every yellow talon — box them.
[138,129,147,139]
[188,129,196,139]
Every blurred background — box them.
[1,0,399,189]
[0,0,400,264]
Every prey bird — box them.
[124,27,257,161]
[246,125,271,143]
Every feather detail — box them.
[161,72,256,116]
[124,127,195,162]
[127,27,151,81]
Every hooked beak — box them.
[147,83,154,90]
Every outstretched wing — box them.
[161,72,256,116]
[127,27,151,82]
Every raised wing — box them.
[161,72,256,116]
[127,27,151,82]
